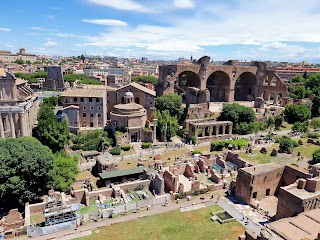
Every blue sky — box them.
[1,0,320,61]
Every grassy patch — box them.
[80,201,99,215]
[160,147,191,163]
[77,205,245,240]
[30,213,45,225]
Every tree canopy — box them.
[278,136,299,153]
[305,73,320,91]
[0,137,54,208]
[33,100,69,152]
[154,110,179,141]
[72,130,113,151]
[155,94,183,117]
[14,71,47,84]
[51,152,79,192]
[218,103,256,126]
[312,149,320,164]
[283,104,311,124]
[290,75,305,83]
[312,96,320,118]
[64,74,91,83]
[289,85,307,100]
[131,76,158,85]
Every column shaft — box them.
[9,113,16,138]
[19,113,26,136]
[0,113,5,138]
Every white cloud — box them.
[31,27,58,32]
[55,32,77,38]
[0,28,11,32]
[47,15,55,20]
[86,0,156,13]
[79,0,320,60]
[173,0,195,8]
[44,41,58,47]
[82,19,128,27]
[4,44,14,48]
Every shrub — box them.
[120,144,131,151]
[292,121,309,133]
[210,139,250,151]
[278,136,299,153]
[175,192,187,200]
[193,149,202,154]
[141,142,152,149]
[306,132,320,139]
[110,146,121,155]
[190,136,197,144]
[134,184,145,191]
[311,149,320,164]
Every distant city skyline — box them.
[1,0,320,62]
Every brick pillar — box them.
[215,126,219,135]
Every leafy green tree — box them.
[284,104,311,124]
[72,130,112,151]
[131,76,158,85]
[0,137,54,208]
[79,79,103,85]
[306,73,320,91]
[80,54,85,62]
[33,102,70,152]
[312,96,320,117]
[292,121,309,133]
[154,110,179,141]
[274,115,284,130]
[289,85,306,99]
[290,75,305,83]
[218,103,256,126]
[155,94,183,117]
[64,74,90,83]
[14,59,24,64]
[43,96,59,106]
[50,152,79,192]
[310,117,320,129]
[267,117,275,128]
[311,149,320,164]
[278,136,299,153]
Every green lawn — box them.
[238,139,320,169]
[80,201,99,215]
[77,205,245,240]
[30,213,45,225]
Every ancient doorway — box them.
[206,71,230,102]
[234,72,256,101]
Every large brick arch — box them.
[156,57,288,104]
[206,70,231,102]
[234,71,257,101]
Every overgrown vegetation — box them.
[278,136,299,153]
[72,130,113,151]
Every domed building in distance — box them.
[110,91,153,143]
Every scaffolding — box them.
[27,195,80,236]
